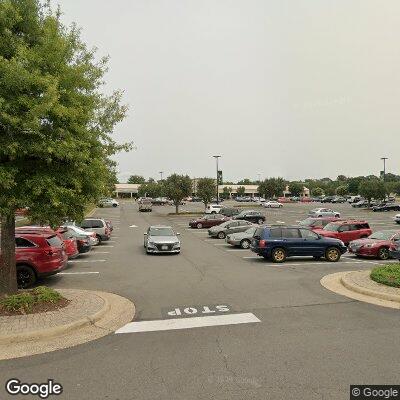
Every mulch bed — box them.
[0,298,70,317]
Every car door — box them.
[225,221,239,234]
[237,221,252,233]
[281,228,303,256]
[337,224,352,243]
[299,228,324,256]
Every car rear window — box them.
[46,235,63,247]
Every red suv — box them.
[16,226,79,259]
[0,232,68,288]
[314,220,372,245]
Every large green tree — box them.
[196,178,216,208]
[164,174,192,214]
[288,182,303,197]
[138,182,162,198]
[0,0,130,294]
[359,180,387,206]
[127,175,145,184]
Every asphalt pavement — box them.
[1,200,400,400]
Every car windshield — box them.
[323,223,340,232]
[149,227,174,236]
[369,231,397,240]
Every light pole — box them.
[159,171,163,181]
[381,158,388,181]
[213,155,221,204]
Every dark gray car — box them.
[208,220,254,239]
[226,226,258,249]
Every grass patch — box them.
[370,264,400,288]
[0,286,66,315]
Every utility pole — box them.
[213,155,221,204]
[381,158,388,181]
[159,171,163,181]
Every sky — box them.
[58,0,400,183]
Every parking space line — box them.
[69,259,107,263]
[226,249,250,252]
[92,251,110,254]
[59,272,100,275]
[115,313,260,334]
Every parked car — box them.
[98,198,119,208]
[352,199,369,208]
[78,218,111,243]
[348,230,400,260]
[56,227,91,254]
[233,210,265,225]
[331,196,347,203]
[348,196,362,204]
[144,226,180,254]
[139,198,153,212]
[205,204,224,214]
[263,201,283,208]
[314,220,372,245]
[298,217,342,231]
[250,226,347,262]
[208,220,254,239]
[60,225,99,247]
[235,196,252,202]
[0,232,68,288]
[226,226,258,249]
[189,214,230,229]
[372,203,400,212]
[152,197,169,205]
[394,214,400,224]
[308,208,340,218]
[389,241,400,260]
[220,207,241,217]
[15,226,79,260]
[320,196,335,203]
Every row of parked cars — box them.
[185,204,400,263]
[4,217,113,288]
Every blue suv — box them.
[251,226,347,263]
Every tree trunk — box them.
[175,203,179,214]
[0,212,17,295]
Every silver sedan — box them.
[308,208,340,218]
[226,226,258,249]
[208,220,254,239]
[144,226,181,254]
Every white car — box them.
[99,198,119,208]
[308,208,340,218]
[263,201,283,208]
[205,204,223,214]
[394,214,400,224]
[61,225,99,246]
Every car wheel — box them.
[196,223,203,229]
[335,214,340,218]
[240,239,251,249]
[96,234,102,244]
[217,231,226,239]
[17,265,36,289]
[257,218,264,225]
[113,204,118,207]
[271,248,286,263]
[325,247,341,262]
[378,247,390,260]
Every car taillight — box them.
[105,227,110,235]
[259,240,267,248]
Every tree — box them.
[337,175,347,182]
[236,186,246,196]
[164,174,192,214]
[336,185,349,196]
[359,180,387,206]
[222,186,230,200]
[385,181,400,195]
[138,182,162,198]
[197,178,216,207]
[312,187,324,197]
[288,182,303,197]
[0,0,130,294]
[237,178,253,185]
[127,175,145,184]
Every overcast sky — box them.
[58,0,400,183]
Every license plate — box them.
[161,245,168,250]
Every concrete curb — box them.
[0,291,110,345]
[341,272,400,304]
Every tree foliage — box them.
[236,186,246,196]
[127,175,145,184]
[288,182,303,197]
[197,178,216,207]
[336,185,349,196]
[258,178,285,199]
[0,0,130,294]
[358,180,387,205]
[163,174,192,213]
[138,182,162,198]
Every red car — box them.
[314,220,372,245]
[189,214,230,229]
[16,226,79,259]
[0,232,68,288]
[299,217,342,231]
[349,230,400,260]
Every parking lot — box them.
[2,199,400,399]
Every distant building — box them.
[115,183,140,198]
[282,185,310,198]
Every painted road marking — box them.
[214,243,228,246]
[226,249,249,252]
[68,259,107,263]
[92,251,110,254]
[276,221,285,224]
[115,313,260,334]
[59,272,100,275]
[163,304,232,318]
[129,225,138,228]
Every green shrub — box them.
[0,286,64,313]
[370,264,400,288]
